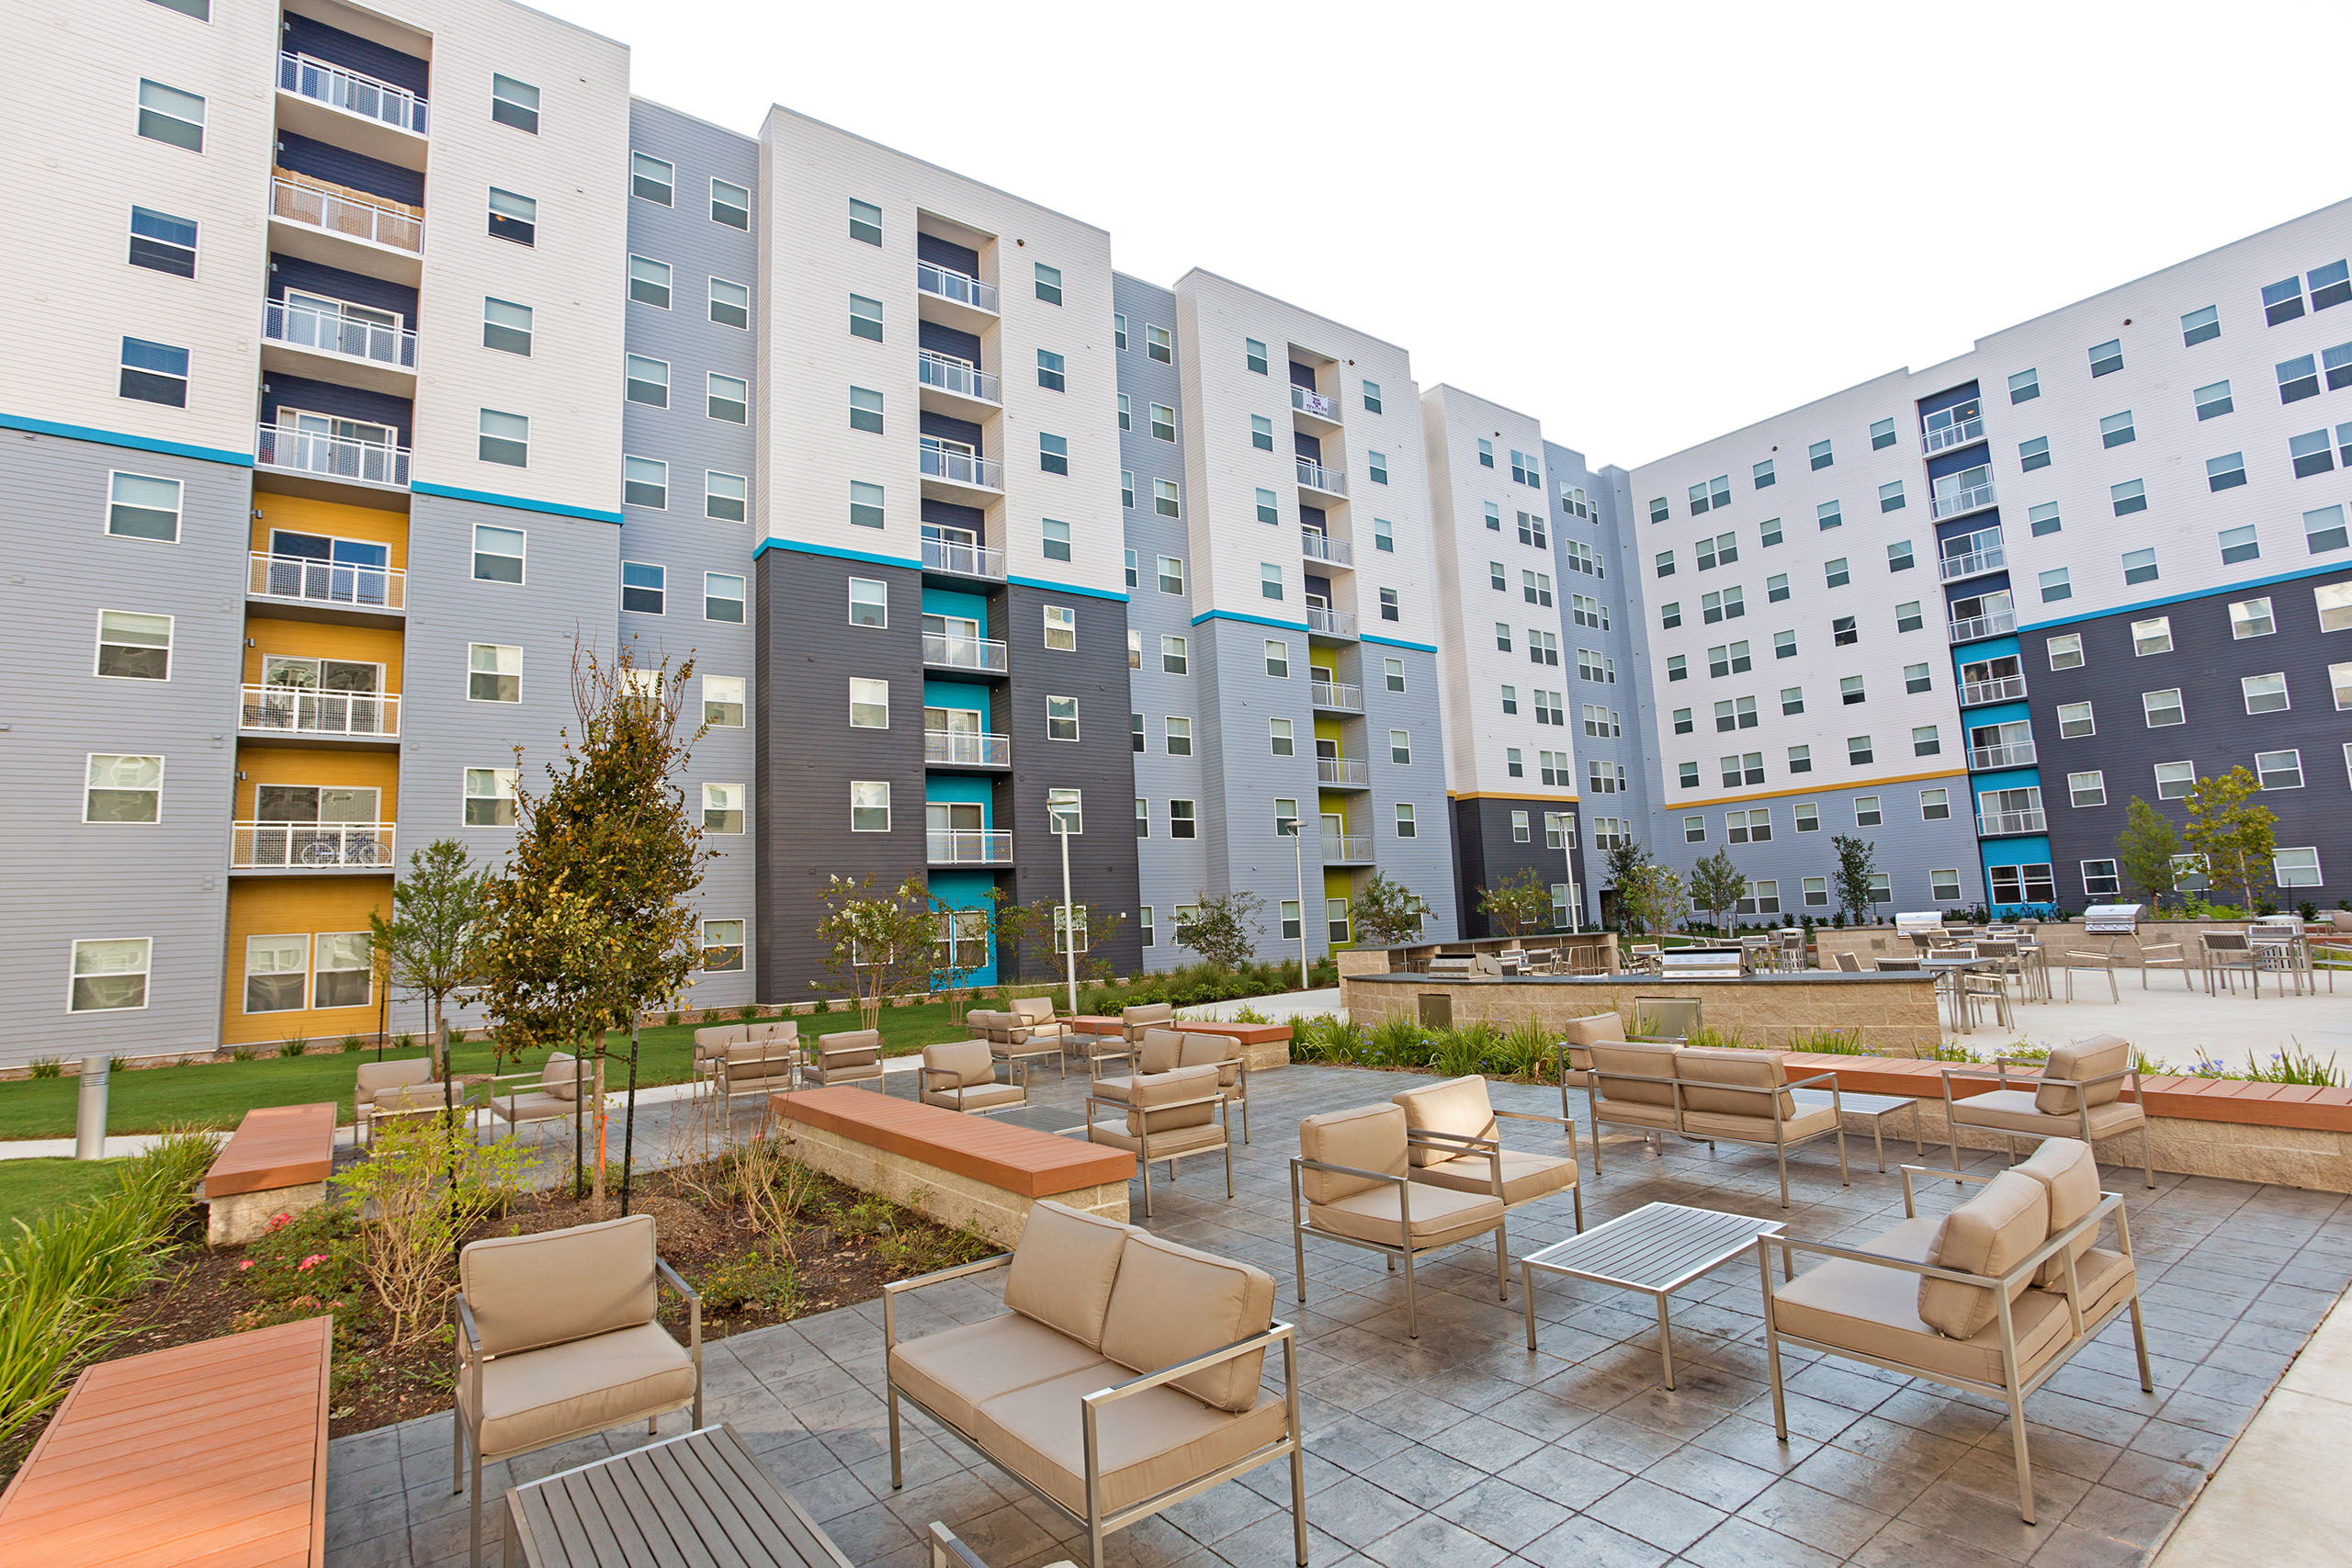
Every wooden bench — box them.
[0,1316,332,1567]
[204,1101,338,1246]
[1175,1021,1292,1072]
[772,1086,1133,1246]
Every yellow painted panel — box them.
[242,617,406,692]
[232,746,400,819]
[1317,792,1349,824]
[221,875,392,1044]
[1313,716,1344,747]
[1320,870,1354,949]
[250,493,410,570]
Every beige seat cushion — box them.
[1005,1201,1132,1349]
[1091,1120,1227,1158]
[374,1082,458,1114]
[460,1318,695,1459]
[693,1023,750,1058]
[1296,1103,1407,1203]
[924,1039,995,1089]
[1136,1028,1186,1076]
[818,1030,882,1067]
[1411,1148,1576,1206]
[891,1311,1117,1431]
[1591,1099,1679,1130]
[722,1043,797,1084]
[969,1370,1288,1517]
[2012,1139,2102,1286]
[490,1091,575,1124]
[1917,1171,2049,1339]
[1012,996,1059,1024]
[930,1080,1025,1111]
[462,1214,656,1356]
[1100,1234,1275,1412]
[2034,1036,2132,1115]
[1774,1242,2074,1387]
[1179,1032,1241,1088]
[1589,1041,1679,1107]
[2044,1246,2135,1312]
[1310,1181,1502,1250]
[355,1058,435,1108]
[1674,1046,1795,1119]
[1680,1101,1840,1144]
[1951,1089,2143,1138]
[1391,1077,1498,1168]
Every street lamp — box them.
[1048,791,1082,1015]
[1281,816,1309,991]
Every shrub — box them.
[1228,1003,1273,1025]
[699,1252,797,1315]
[230,1045,257,1062]
[737,1003,761,1022]
[1430,1022,1498,1079]
[1498,1018,1554,1081]
[334,1115,536,1349]
[107,1056,130,1074]
[279,1036,309,1058]
[1784,1027,1864,1055]
[1686,1025,1751,1052]
[392,1032,415,1054]
[1370,1017,1432,1069]
[2245,1043,2342,1087]
[28,1057,62,1079]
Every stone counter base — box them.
[206,1180,326,1247]
[1895,1097,2352,1193]
[777,1119,1129,1247]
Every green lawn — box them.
[0,1157,129,1221]
[0,1004,981,1142]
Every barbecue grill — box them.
[2082,903,2143,935]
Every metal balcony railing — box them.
[232,821,395,869]
[927,829,1012,864]
[1311,679,1363,712]
[917,352,1001,403]
[921,537,1006,579]
[923,730,1011,767]
[922,632,1009,672]
[1939,541,2007,581]
[917,262,998,313]
[248,551,406,609]
[1322,834,1374,863]
[1930,480,1998,520]
[1292,386,1340,421]
[1921,415,1984,455]
[256,423,410,488]
[1295,457,1345,495]
[271,175,422,253]
[1300,530,1352,566]
[1306,605,1357,637]
[277,51,428,135]
[264,299,416,369]
[920,446,1003,491]
[1317,757,1370,786]
[1977,808,2048,836]
[1948,608,2018,643]
[1969,741,2038,770]
[240,685,400,738]
[1959,674,2028,706]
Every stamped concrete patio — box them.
[324,1060,2352,1568]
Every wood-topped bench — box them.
[204,1101,338,1246]
[1070,1017,1295,1074]
[0,1315,332,1567]
[773,1086,1134,1246]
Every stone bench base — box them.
[780,1120,1127,1247]
[207,1180,327,1246]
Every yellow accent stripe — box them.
[1447,791,1582,803]
[1674,766,1969,811]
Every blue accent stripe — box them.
[411,481,622,525]
[1363,633,1438,653]
[1007,575,1128,602]
[1190,608,1309,633]
[0,412,252,468]
[2019,558,2352,631]
[753,536,924,570]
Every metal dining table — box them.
[1919,955,1995,1032]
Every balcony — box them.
[1921,415,1984,455]
[920,445,1004,500]
[1968,740,2038,771]
[1317,757,1371,788]
[1292,386,1340,425]
[276,52,427,170]
[1947,608,2017,644]
[923,730,1011,769]
[1939,536,2007,581]
[1311,679,1363,713]
[248,551,405,613]
[1306,605,1358,639]
[269,175,424,281]
[922,632,1009,674]
[1977,807,2048,837]
[916,261,999,333]
[1301,530,1352,567]
[240,685,400,740]
[1959,674,2029,707]
[262,299,416,394]
[1930,480,1998,521]
[927,829,1012,865]
[1321,834,1374,864]
[232,821,395,871]
[256,423,410,491]
[1296,457,1346,497]
[922,537,1006,581]
[917,352,1001,415]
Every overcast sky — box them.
[548,0,2352,472]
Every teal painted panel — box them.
[926,774,992,826]
[926,870,998,987]
[922,678,992,713]
[1978,835,2052,867]
[1970,767,2041,796]
[922,586,990,621]
[1962,700,2032,730]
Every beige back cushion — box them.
[462,1213,656,1357]
[1099,1233,1276,1413]
[356,1058,435,1105]
[694,1023,750,1059]
[1297,1102,1407,1204]
[1917,1171,2050,1339]
[924,1039,993,1088]
[1126,1065,1218,1134]
[1012,995,1057,1024]
[541,1052,580,1101]
[1391,1076,1498,1168]
[820,1029,881,1067]
[2035,1035,2131,1115]
[1137,1028,1186,1077]
[750,1021,799,1048]
[1673,1047,1794,1119]
[1589,1041,1679,1106]
[1003,1201,1131,1351]
[1179,1032,1240,1087]
[1123,1002,1176,1032]
[1556,1014,1629,1050]
[2012,1138,2102,1286]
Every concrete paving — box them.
[1958,969,2352,1072]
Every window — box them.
[1326,898,1351,944]
[1035,264,1063,305]
[1869,416,1897,451]
[1266,716,1294,757]
[472,408,529,468]
[97,471,176,545]
[625,355,669,406]
[2243,672,2290,714]
[2335,660,2352,711]
[2130,615,2172,657]
[1385,659,1406,693]
[1170,800,1197,839]
[94,608,171,682]
[707,374,749,423]
[1355,378,1382,415]
[1510,812,1532,845]
[847,197,882,245]
[468,643,520,702]
[1506,747,1523,777]
[1130,712,1144,751]
[2174,304,2221,348]
[2100,410,2136,448]
[482,297,532,355]
[1121,472,1136,510]
[243,935,307,1014]
[843,290,888,344]
[488,186,537,245]
[1112,313,1127,352]
[1242,338,1269,375]
[1153,479,1181,519]
[2276,848,2324,888]
[1159,633,1185,671]
[1809,439,1833,470]
[1794,802,1820,832]
[2256,750,2304,790]
[627,254,672,310]
[1372,515,1395,553]
[1046,695,1079,740]
[1911,725,1940,757]
[1032,517,1069,563]
[1546,813,1572,851]
[1894,601,1924,634]
[623,457,666,510]
[2089,338,2124,377]
[850,781,889,832]
[1727,808,1771,843]
[621,561,664,615]
[2048,633,2084,670]
[1849,734,1874,766]
[2331,342,2352,391]
[631,152,673,204]
[2150,761,2196,801]
[849,480,885,530]
[1035,348,1066,392]
[1379,728,1411,766]
[704,675,745,728]
[1039,433,1069,475]
[2280,354,2324,402]
[2008,440,2050,481]
[2290,425,2341,479]
[464,766,518,826]
[2010,367,2041,403]
[1040,608,1076,654]
[1260,563,1283,601]
[1830,616,1857,648]
[1247,413,1274,453]
[1655,549,1676,579]
[2199,451,2250,495]
[2116,547,2160,589]
[849,578,887,627]
[2307,505,2349,554]
[709,277,751,330]
[84,754,162,823]
[2312,260,2352,311]
[1391,803,1417,840]
[1666,653,1686,681]
[1162,716,1192,756]
[694,173,749,228]
[2057,701,2096,739]
[691,917,747,975]
[1368,451,1389,485]
[117,337,187,407]
[1818,501,1843,532]
[1825,557,1849,589]
[1880,480,1907,514]
[1264,639,1288,678]
[2143,687,2185,727]
[2218,523,2261,565]
[2030,566,2072,605]
[705,470,748,524]
[135,78,204,151]
[1849,795,1882,829]
[1839,674,1866,705]
[127,206,197,277]
[1379,587,1400,622]
[1803,877,1829,908]
[1679,764,1701,792]
[1142,554,1182,598]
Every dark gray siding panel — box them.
[273,131,424,209]
[1452,797,1585,938]
[280,15,430,96]
[266,254,420,324]
[259,374,413,445]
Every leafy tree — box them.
[1176,890,1266,969]
[1831,834,1881,924]
[2183,766,2278,912]
[1604,839,1646,898]
[1479,867,1555,940]
[1617,860,1689,935]
[1689,848,1747,935]
[814,874,944,1032]
[984,889,1051,992]
[369,839,485,1077]
[2113,797,2181,909]
[1353,869,1434,947]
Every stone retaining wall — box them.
[775,1119,1129,1247]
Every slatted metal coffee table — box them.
[503,1423,853,1567]
[1521,1202,1785,1388]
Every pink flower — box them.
[266,1213,293,1233]
[298,1254,326,1271]
[237,1259,255,1271]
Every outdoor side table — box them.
[1520,1202,1785,1389]
[503,1423,853,1568]
[1810,1088,1926,1172]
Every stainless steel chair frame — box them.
[1288,1135,1510,1338]
[1585,1065,1850,1208]
[1079,1089,1233,1218]
[1409,1116,1586,1231]
[919,1054,1030,1113]
[1940,1057,2155,1189]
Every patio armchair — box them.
[1083,1062,1232,1216]
[2132,936,2192,991]
[1834,950,1864,973]
[1756,1138,2150,1524]
[452,1214,702,1567]
[354,1057,456,1145]
[1289,1102,1510,1338]
[919,1039,1028,1113]
[716,1024,800,1109]
[1584,1043,1850,1207]
[975,997,1071,1078]
[2248,925,2308,995]
[692,1021,798,1101]
[1555,1011,1630,1097]
[2061,941,2121,1001]
[2199,931,2262,996]
[1391,1075,1582,1230]
[481,1052,590,1142]
[1941,1034,2153,1188]
[807,1028,887,1089]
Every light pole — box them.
[1051,793,1081,1015]
[1283,817,1309,991]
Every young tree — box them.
[2183,765,2278,912]
[369,839,486,1077]
[1603,838,1648,931]
[1617,860,1690,935]
[985,889,1050,993]
[2113,797,2181,909]
[1479,867,1555,940]
[814,874,943,1031]
[1176,889,1265,968]
[1831,834,1881,924]
[1688,847,1747,935]
[1353,869,1434,948]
